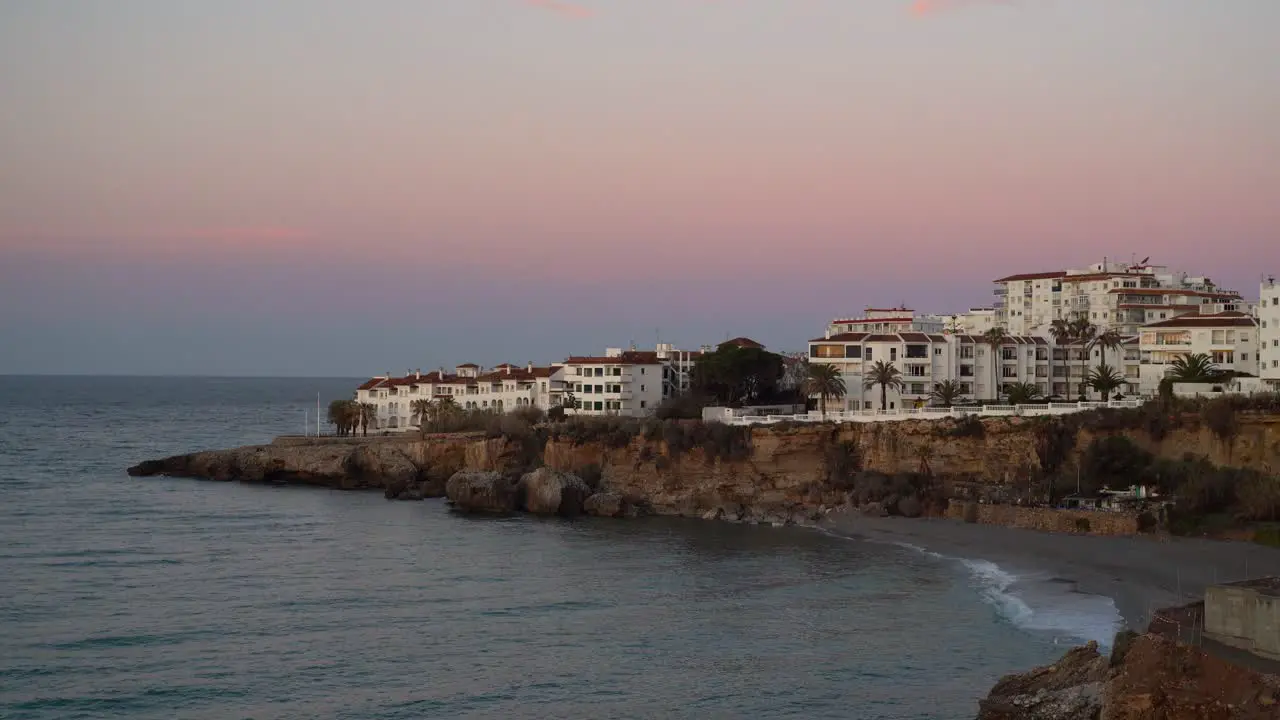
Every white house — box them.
[991,259,1245,336]
[807,330,1051,408]
[560,349,665,416]
[1137,312,1260,395]
[1260,277,1280,390]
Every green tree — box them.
[1087,363,1125,401]
[410,398,433,429]
[359,402,377,436]
[691,344,785,406]
[1048,318,1073,398]
[801,362,846,419]
[1004,382,1043,405]
[980,327,1009,404]
[327,399,356,436]
[929,379,963,408]
[863,360,904,411]
[1167,353,1220,383]
[1068,318,1097,400]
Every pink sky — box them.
[1,0,1277,374]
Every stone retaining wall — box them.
[945,501,1141,536]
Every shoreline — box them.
[819,511,1280,635]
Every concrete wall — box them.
[944,501,1141,536]
[1205,584,1280,661]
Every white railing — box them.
[722,398,1149,426]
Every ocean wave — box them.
[895,542,1121,648]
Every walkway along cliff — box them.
[128,405,1280,529]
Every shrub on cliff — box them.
[1234,473,1280,522]
[699,422,752,464]
[938,415,984,439]
[1200,396,1240,442]
[655,394,709,420]
[511,405,546,426]
[1078,436,1152,495]
[823,441,861,490]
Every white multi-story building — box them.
[1259,277,1280,389]
[955,307,997,335]
[1137,312,1260,395]
[355,363,567,430]
[808,329,1052,408]
[992,259,1245,336]
[825,307,950,336]
[561,349,666,416]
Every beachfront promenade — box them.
[710,398,1145,426]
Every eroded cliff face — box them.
[128,416,1280,521]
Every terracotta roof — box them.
[564,351,661,365]
[456,363,479,368]
[357,377,387,391]
[863,334,901,342]
[831,317,913,325]
[928,334,948,342]
[994,271,1067,283]
[1108,288,1240,297]
[1142,312,1257,329]
[899,332,931,342]
[718,337,765,349]
[809,333,869,343]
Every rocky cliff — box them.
[976,632,1280,719]
[127,414,1280,522]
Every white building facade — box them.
[992,259,1245,336]
[1137,313,1260,396]
[355,363,567,430]
[1259,277,1280,389]
[561,350,665,417]
[826,307,951,336]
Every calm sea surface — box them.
[0,377,1111,719]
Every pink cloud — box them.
[910,0,1014,17]
[524,0,594,19]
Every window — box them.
[640,385,645,392]
[906,345,928,359]
[811,344,844,359]
[958,383,972,394]
[640,401,646,408]
[890,348,898,361]
[1002,347,1018,360]
[574,383,582,392]
[864,347,873,361]
[934,347,943,356]
[1242,353,1249,362]
[595,384,603,393]
[909,383,925,394]
[959,365,974,377]
[960,346,974,359]
[640,368,646,375]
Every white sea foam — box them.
[898,543,1122,648]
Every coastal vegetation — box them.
[801,362,845,419]
[862,360,904,411]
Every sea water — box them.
[0,377,1119,719]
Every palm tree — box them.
[327,399,354,436]
[1048,318,1072,398]
[1004,382,1043,406]
[358,402,377,436]
[801,362,847,419]
[1086,363,1125,401]
[980,327,1009,404]
[1090,329,1124,398]
[1167,353,1220,383]
[929,379,963,408]
[863,360,904,411]
[1068,318,1096,400]
[410,398,433,428]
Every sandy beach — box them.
[820,512,1280,634]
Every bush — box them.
[1079,436,1153,494]
[1201,397,1239,442]
[423,409,498,434]
[510,405,546,426]
[1137,511,1158,533]
[1074,517,1092,533]
[939,415,985,438]
[1252,526,1280,547]
[1235,473,1280,521]
[701,422,752,464]
[823,441,862,490]
[655,394,709,420]
[547,405,566,422]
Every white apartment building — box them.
[955,307,997,335]
[993,259,1245,336]
[1137,312,1259,395]
[808,329,1052,408]
[1259,277,1280,389]
[826,307,951,336]
[561,350,666,416]
[355,363,567,430]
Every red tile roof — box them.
[993,271,1067,283]
[1142,312,1257,329]
[809,333,869,343]
[456,363,479,368]
[899,332,930,342]
[564,351,661,365]
[831,317,913,325]
[357,377,387,391]
[863,334,901,342]
[718,337,765,349]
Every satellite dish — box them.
[1139,256,1150,265]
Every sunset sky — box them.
[2,0,1278,375]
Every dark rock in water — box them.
[584,492,625,518]
[445,471,516,514]
[517,468,591,517]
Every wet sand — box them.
[821,512,1280,632]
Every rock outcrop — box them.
[517,468,591,517]
[584,492,626,518]
[445,471,517,514]
[977,633,1280,720]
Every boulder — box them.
[584,492,625,518]
[897,494,923,519]
[445,471,516,514]
[518,468,592,517]
[860,502,888,517]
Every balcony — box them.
[993,287,1008,296]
